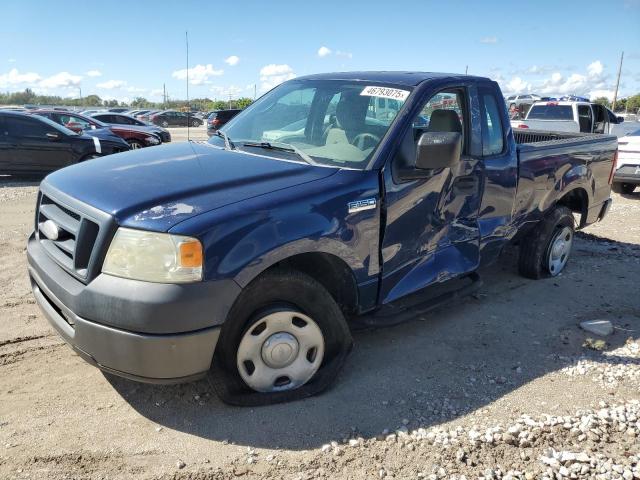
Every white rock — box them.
[579,320,614,336]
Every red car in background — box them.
[31,110,161,149]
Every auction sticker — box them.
[360,86,410,101]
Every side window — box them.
[7,117,53,137]
[480,92,505,156]
[577,105,593,133]
[412,90,466,149]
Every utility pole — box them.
[465,65,468,75]
[78,86,82,107]
[163,83,166,109]
[185,31,190,141]
[228,93,232,109]
[254,84,257,100]
[612,51,624,112]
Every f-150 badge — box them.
[348,198,377,213]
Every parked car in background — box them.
[137,110,161,123]
[26,72,616,404]
[0,111,129,175]
[613,128,640,194]
[512,101,626,135]
[80,109,104,116]
[32,110,161,149]
[151,110,203,127]
[506,94,542,118]
[107,108,129,113]
[132,110,153,120]
[91,113,171,143]
[206,109,242,135]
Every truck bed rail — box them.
[514,129,604,145]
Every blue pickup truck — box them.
[27,72,617,405]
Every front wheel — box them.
[127,139,144,150]
[161,120,169,128]
[518,206,575,279]
[191,120,200,127]
[210,269,352,406]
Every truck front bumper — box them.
[27,233,241,383]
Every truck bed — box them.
[512,129,618,229]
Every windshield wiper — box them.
[214,130,235,150]
[241,141,317,166]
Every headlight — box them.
[102,228,203,283]
[147,136,160,145]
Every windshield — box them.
[527,104,573,120]
[210,80,412,169]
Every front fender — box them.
[169,169,381,288]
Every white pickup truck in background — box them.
[511,101,637,137]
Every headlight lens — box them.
[102,228,203,283]
[147,136,160,145]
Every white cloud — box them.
[210,85,244,97]
[499,60,617,99]
[172,64,224,85]
[336,50,353,59]
[38,71,82,89]
[0,68,41,88]
[317,46,332,57]
[149,88,164,99]
[506,76,531,94]
[480,36,498,44]
[8,58,16,63]
[259,64,296,92]
[587,60,603,77]
[224,55,240,66]
[97,79,127,89]
[86,69,102,77]
[126,86,146,93]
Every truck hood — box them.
[44,141,339,231]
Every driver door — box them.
[379,86,483,303]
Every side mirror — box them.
[416,131,462,171]
[46,132,62,141]
[616,116,624,124]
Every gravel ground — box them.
[0,143,638,479]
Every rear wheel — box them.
[518,206,575,279]
[161,120,169,128]
[612,182,636,195]
[191,119,200,127]
[210,269,352,406]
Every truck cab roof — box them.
[296,71,491,87]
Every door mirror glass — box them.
[416,131,462,170]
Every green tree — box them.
[625,94,640,113]
[593,97,610,108]
[83,94,102,107]
[236,97,253,109]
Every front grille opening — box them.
[36,192,101,282]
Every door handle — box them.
[452,176,479,195]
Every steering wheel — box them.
[352,132,381,150]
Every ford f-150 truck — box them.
[27,72,617,405]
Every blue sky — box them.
[1,0,639,103]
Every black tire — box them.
[612,183,636,195]
[161,120,169,128]
[518,206,575,279]
[127,139,144,150]
[210,269,352,406]
[191,119,200,127]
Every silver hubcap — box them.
[130,142,141,149]
[237,311,324,393]
[547,226,573,276]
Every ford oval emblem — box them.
[39,220,60,241]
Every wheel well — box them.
[269,253,359,316]
[557,188,588,227]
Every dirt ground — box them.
[0,141,638,479]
